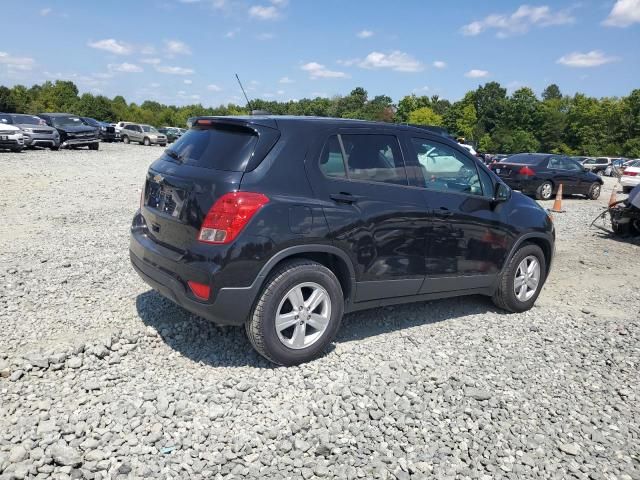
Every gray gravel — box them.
[1,143,639,479]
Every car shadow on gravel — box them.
[137,290,503,368]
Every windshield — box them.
[82,117,100,127]
[12,114,42,125]
[51,116,86,128]
[142,125,158,133]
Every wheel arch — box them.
[502,233,554,280]
[255,245,356,306]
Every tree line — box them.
[1,80,639,157]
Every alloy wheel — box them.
[275,282,331,349]
[541,183,552,199]
[513,255,540,302]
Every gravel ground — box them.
[1,143,639,480]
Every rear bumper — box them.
[498,177,540,194]
[129,226,257,326]
[621,176,640,188]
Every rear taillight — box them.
[623,169,637,176]
[518,166,535,177]
[198,192,269,244]
[187,281,210,300]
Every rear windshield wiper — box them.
[164,149,185,164]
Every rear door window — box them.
[319,135,347,178]
[341,134,407,185]
[163,125,258,172]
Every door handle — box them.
[433,207,453,218]
[330,192,359,204]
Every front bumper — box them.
[99,132,118,142]
[61,138,99,148]
[129,223,256,326]
[0,135,24,149]
[23,133,59,147]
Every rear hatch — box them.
[141,118,279,252]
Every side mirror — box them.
[494,182,511,202]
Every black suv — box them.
[131,116,555,365]
[38,113,100,150]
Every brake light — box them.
[187,281,210,300]
[518,166,535,177]
[198,192,269,244]
[623,170,637,176]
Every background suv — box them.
[0,113,59,150]
[120,123,167,146]
[38,113,99,150]
[131,116,555,365]
[582,157,611,176]
[0,123,24,152]
[81,117,118,142]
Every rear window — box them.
[505,154,545,165]
[162,125,258,171]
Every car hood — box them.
[0,124,21,132]
[55,125,96,133]
[16,123,57,132]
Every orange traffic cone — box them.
[609,184,618,207]
[550,183,565,213]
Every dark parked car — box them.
[158,127,181,143]
[490,153,603,200]
[0,113,60,149]
[38,113,99,150]
[130,116,555,365]
[80,117,117,142]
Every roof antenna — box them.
[235,73,254,112]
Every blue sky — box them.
[1,0,639,106]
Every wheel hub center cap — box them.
[300,310,309,322]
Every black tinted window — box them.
[341,134,407,185]
[163,125,258,171]
[505,154,545,165]
[319,135,347,178]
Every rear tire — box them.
[535,181,554,200]
[587,182,601,200]
[597,170,604,177]
[246,259,344,366]
[492,244,546,313]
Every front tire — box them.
[11,147,23,153]
[622,186,632,194]
[492,244,546,313]
[535,181,554,200]
[89,143,99,151]
[122,135,130,144]
[246,259,344,366]
[143,137,150,146]
[587,182,601,200]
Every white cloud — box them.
[184,79,193,84]
[140,45,156,55]
[461,5,575,37]
[301,62,348,79]
[277,89,285,95]
[556,50,619,68]
[279,76,294,83]
[140,57,161,64]
[155,65,195,75]
[0,52,35,71]
[207,84,222,91]
[603,0,640,27]
[433,60,447,69]
[465,69,489,78]
[40,8,52,16]
[412,86,430,93]
[88,38,133,55]
[256,33,275,40]
[108,62,143,73]
[225,30,238,38]
[165,40,192,56]
[357,30,374,38]
[249,5,279,19]
[357,51,423,72]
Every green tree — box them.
[542,84,562,101]
[407,107,443,126]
